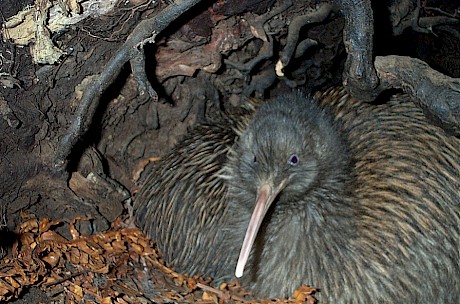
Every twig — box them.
[53,0,206,172]
[224,37,274,74]
[250,0,293,42]
[277,2,333,72]
[44,270,90,287]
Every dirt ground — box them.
[0,0,459,303]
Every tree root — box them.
[53,0,205,172]
[374,55,460,136]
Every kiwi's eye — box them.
[288,154,299,166]
[253,155,257,163]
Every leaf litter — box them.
[0,213,316,303]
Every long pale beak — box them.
[235,182,286,278]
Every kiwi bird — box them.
[134,87,460,303]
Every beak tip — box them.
[235,266,244,278]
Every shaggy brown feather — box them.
[134,87,459,303]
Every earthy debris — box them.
[0,214,316,303]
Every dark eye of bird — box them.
[253,155,257,163]
[288,154,299,166]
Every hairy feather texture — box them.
[134,87,460,303]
